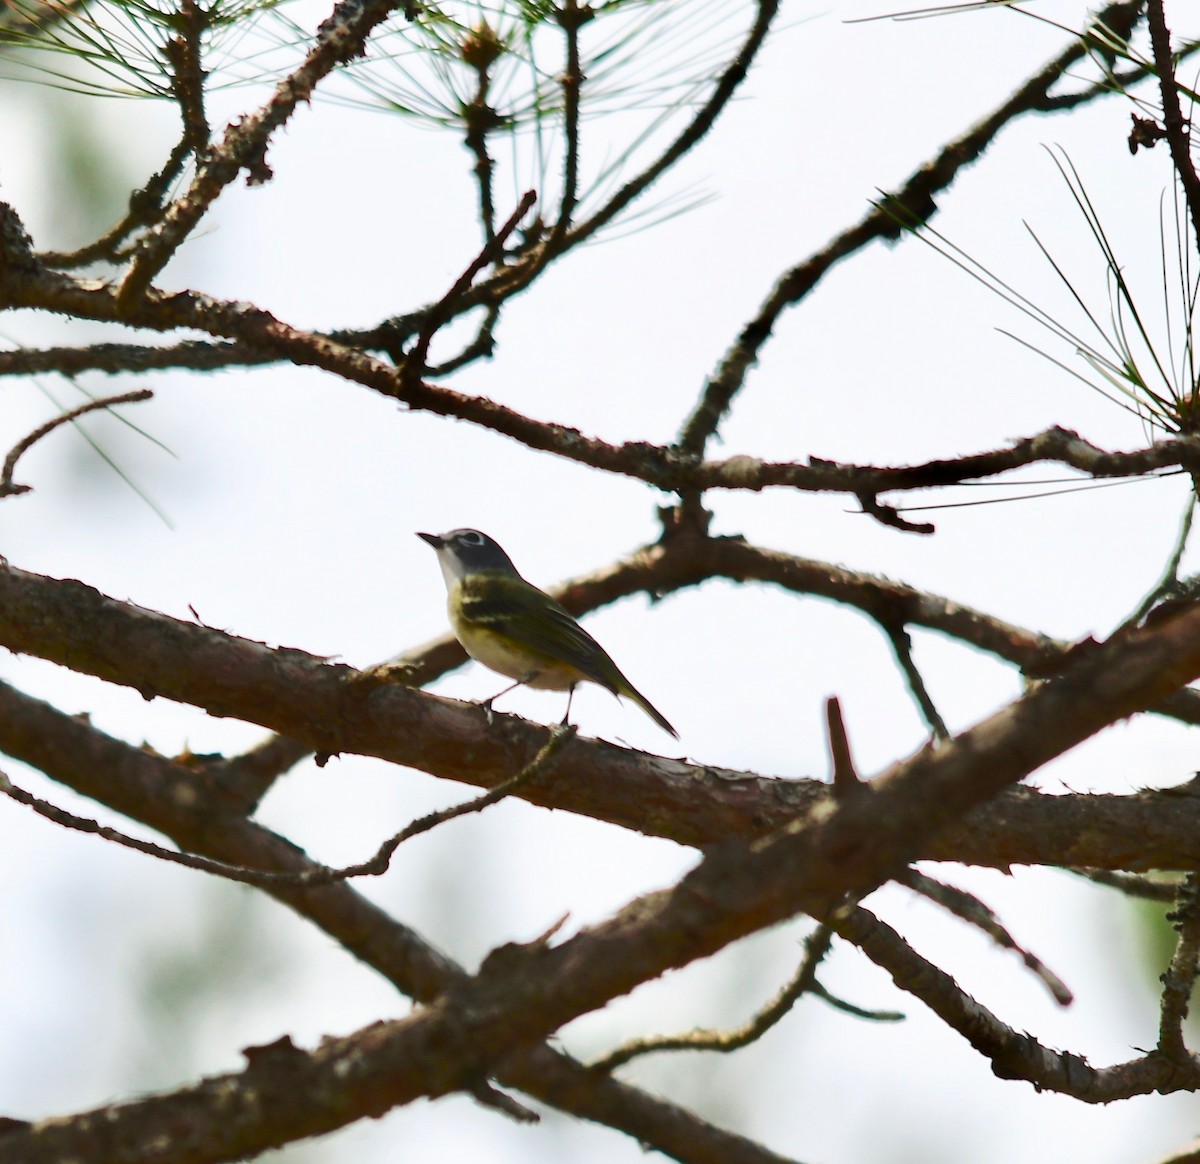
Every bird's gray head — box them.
[417,528,519,582]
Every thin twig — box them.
[427,305,500,374]
[877,619,949,740]
[406,191,536,382]
[589,924,838,1073]
[901,869,1073,1005]
[0,726,574,888]
[808,980,904,1022]
[1121,491,1195,630]
[858,492,935,534]
[37,140,195,269]
[310,723,575,882]
[0,389,153,498]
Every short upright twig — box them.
[164,0,212,160]
[549,0,589,243]
[460,19,504,243]
[825,696,863,800]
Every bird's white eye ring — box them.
[458,530,485,546]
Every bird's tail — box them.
[619,681,678,739]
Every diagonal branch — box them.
[674,0,1150,458]
[9,257,1200,502]
[116,0,408,307]
[9,602,1200,1162]
[405,191,536,383]
[835,902,1198,1100]
[37,139,195,269]
[0,678,798,1164]
[1147,1,1200,253]
[900,868,1072,1005]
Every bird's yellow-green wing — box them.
[459,574,677,737]
[459,574,618,688]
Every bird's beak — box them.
[416,531,444,549]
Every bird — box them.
[418,528,678,737]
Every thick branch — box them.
[1,556,1199,871]
[0,679,796,1164]
[2,255,1196,501]
[8,601,1200,1161]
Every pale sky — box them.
[0,2,1197,1161]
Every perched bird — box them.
[418,528,677,737]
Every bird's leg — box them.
[560,683,577,728]
[479,673,539,725]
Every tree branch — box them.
[1158,872,1200,1059]
[116,0,408,307]
[0,679,797,1164]
[589,923,843,1072]
[835,903,1198,1100]
[2,549,1200,869]
[0,725,573,888]
[674,0,1150,458]
[0,389,154,498]
[9,600,1200,1160]
[5,253,1199,503]
[1146,1,1200,251]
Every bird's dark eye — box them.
[458,530,485,546]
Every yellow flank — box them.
[449,598,588,690]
